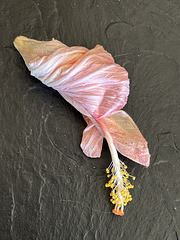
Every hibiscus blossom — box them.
[14,36,150,215]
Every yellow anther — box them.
[121,188,126,193]
[106,163,135,214]
[111,175,116,180]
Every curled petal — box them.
[14,37,129,119]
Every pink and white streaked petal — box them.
[24,41,129,119]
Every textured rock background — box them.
[1,0,180,239]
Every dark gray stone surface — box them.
[1,0,180,239]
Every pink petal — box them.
[14,37,129,119]
[80,116,104,158]
[100,111,150,167]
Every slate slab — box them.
[0,0,180,239]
